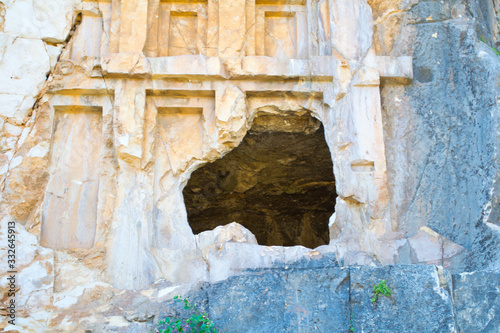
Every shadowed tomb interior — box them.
[183,113,337,248]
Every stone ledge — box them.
[100,54,339,80]
[155,265,497,333]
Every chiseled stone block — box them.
[350,265,456,333]
[208,267,349,332]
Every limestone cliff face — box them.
[371,0,500,271]
[0,0,498,331]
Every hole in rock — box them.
[183,113,337,248]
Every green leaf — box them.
[154,296,219,333]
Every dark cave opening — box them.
[183,113,337,248]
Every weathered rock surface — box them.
[152,265,497,333]
[0,0,498,331]
[1,0,424,295]
[0,0,79,123]
[209,267,350,333]
[351,265,456,332]
[453,270,500,333]
[376,0,500,272]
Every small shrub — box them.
[153,296,219,333]
[371,279,392,307]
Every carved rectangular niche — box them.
[264,12,297,58]
[145,0,209,57]
[71,15,103,60]
[149,91,215,173]
[255,0,308,59]
[41,106,103,249]
[168,12,198,56]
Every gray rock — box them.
[147,266,499,333]
[381,0,500,272]
[208,270,287,333]
[453,270,500,332]
[208,267,349,332]
[466,0,499,47]
[273,251,340,270]
[350,265,456,333]
[283,267,350,332]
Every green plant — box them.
[349,312,354,332]
[479,36,500,55]
[153,296,219,333]
[371,279,391,307]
